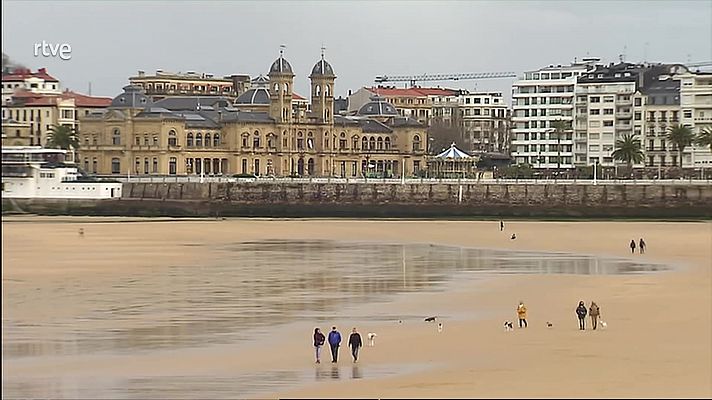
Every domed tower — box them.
[309,49,336,124]
[268,48,295,123]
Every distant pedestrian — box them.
[348,328,362,363]
[629,239,636,254]
[511,233,517,240]
[313,328,326,364]
[438,322,443,333]
[639,238,646,254]
[517,301,528,328]
[589,302,601,330]
[328,326,342,363]
[576,301,588,330]
[78,228,84,237]
[500,220,504,231]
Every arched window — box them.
[242,133,249,148]
[315,85,321,97]
[169,157,177,175]
[253,131,261,148]
[168,129,177,146]
[144,135,149,146]
[362,136,368,150]
[213,133,220,146]
[325,85,331,97]
[205,133,211,147]
[152,158,158,173]
[369,137,376,150]
[187,133,193,147]
[353,136,359,150]
[413,135,422,151]
[284,83,289,94]
[307,158,315,175]
[273,83,279,93]
[377,137,384,150]
[196,133,203,147]
[135,136,140,146]
[144,158,149,174]
[134,157,140,173]
[83,158,89,171]
[385,137,391,150]
[112,129,121,145]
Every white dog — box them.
[600,321,607,329]
[367,332,377,346]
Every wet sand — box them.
[2,217,711,398]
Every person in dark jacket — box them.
[328,326,341,363]
[348,327,363,363]
[630,239,636,254]
[313,327,326,364]
[639,238,646,254]
[576,301,588,330]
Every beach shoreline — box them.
[2,217,711,398]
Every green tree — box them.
[666,124,694,168]
[695,127,712,150]
[46,124,80,150]
[550,119,570,172]
[612,133,644,176]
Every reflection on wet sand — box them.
[2,239,666,398]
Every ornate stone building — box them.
[78,53,428,177]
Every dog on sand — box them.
[504,321,514,331]
[367,332,377,346]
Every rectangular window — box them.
[603,121,614,127]
[603,109,614,115]
[590,109,600,115]
[590,97,600,103]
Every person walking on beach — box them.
[629,239,636,254]
[328,326,341,363]
[576,301,588,330]
[589,302,601,330]
[313,328,326,364]
[639,238,646,254]
[348,328,363,363]
[517,301,528,328]
[500,220,504,231]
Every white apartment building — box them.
[432,91,509,153]
[511,59,596,169]
[676,71,712,168]
[574,63,640,168]
[2,68,61,105]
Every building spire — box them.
[279,44,286,58]
[321,43,326,60]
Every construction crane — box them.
[374,71,518,87]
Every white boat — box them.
[1,146,122,199]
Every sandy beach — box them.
[2,217,711,398]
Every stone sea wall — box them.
[3,182,711,218]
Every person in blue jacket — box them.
[328,326,342,363]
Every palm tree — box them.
[695,127,712,151]
[666,124,694,168]
[612,133,644,177]
[46,124,80,150]
[550,119,570,173]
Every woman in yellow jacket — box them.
[517,301,528,328]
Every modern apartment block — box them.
[511,59,596,169]
[129,70,252,101]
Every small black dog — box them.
[424,316,437,322]
[504,321,514,331]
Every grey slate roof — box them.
[389,116,423,128]
[110,85,152,108]
[359,119,393,133]
[357,96,399,117]
[269,56,294,75]
[311,58,334,76]
[152,96,231,111]
[235,88,270,105]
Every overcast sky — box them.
[2,0,711,100]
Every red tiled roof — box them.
[292,93,306,100]
[61,90,112,107]
[2,67,59,82]
[367,87,458,97]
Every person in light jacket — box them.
[576,301,588,330]
[589,302,601,330]
[328,326,341,363]
[348,327,363,363]
[313,327,326,363]
[517,301,528,328]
